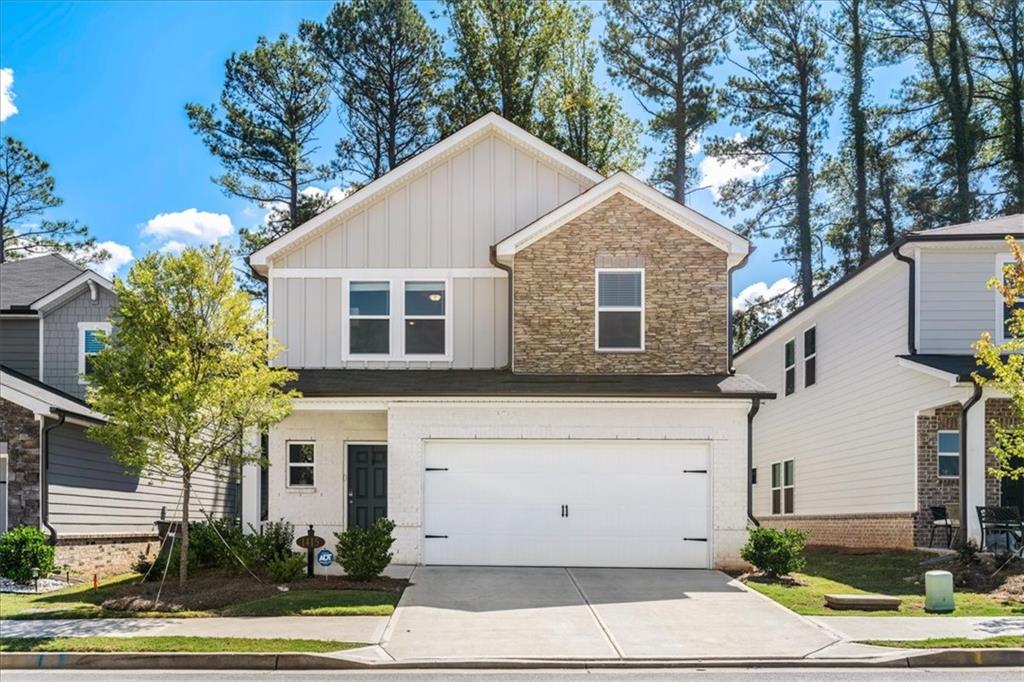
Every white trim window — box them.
[595,268,644,352]
[348,281,391,357]
[803,326,817,388]
[78,321,112,383]
[771,459,794,515]
[287,441,315,488]
[783,339,796,396]
[937,430,960,479]
[996,254,1023,344]
[404,281,447,356]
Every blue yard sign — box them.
[316,548,335,567]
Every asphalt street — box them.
[3,669,1022,681]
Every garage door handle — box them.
[560,504,569,518]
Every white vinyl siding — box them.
[918,247,1006,353]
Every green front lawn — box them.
[861,636,1024,649]
[0,636,364,653]
[223,589,399,617]
[745,549,1024,617]
[0,574,140,619]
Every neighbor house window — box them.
[997,255,1023,343]
[404,281,446,356]
[937,430,960,479]
[803,326,816,388]
[596,269,644,351]
[784,339,796,396]
[78,321,111,382]
[771,460,794,514]
[287,442,315,487]
[349,282,390,356]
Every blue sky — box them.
[0,0,906,302]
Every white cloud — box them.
[699,134,769,200]
[0,68,17,122]
[259,185,350,227]
[88,241,134,278]
[733,277,796,312]
[142,208,233,251]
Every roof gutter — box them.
[489,246,514,371]
[40,411,66,546]
[892,242,916,355]
[958,381,983,544]
[747,398,761,527]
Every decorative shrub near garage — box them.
[0,526,56,583]
[741,527,808,578]
[335,518,396,581]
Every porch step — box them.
[824,593,902,611]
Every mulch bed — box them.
[921,554,1024,601]
[100,570,408,613]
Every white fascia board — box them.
[291,396,752,410]
[895,357,964,387]
[249,113,604,273]
[494,172,749,263]
[31,270,115,311]
[0,369,106,421]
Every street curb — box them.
[2,649,1022,670]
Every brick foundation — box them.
[54,535,159,578]
[760,513,915,549]
[0,397,41,529]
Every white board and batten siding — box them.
[917,246,1006,353]
[268,132,590,369]
[735,258,967,519]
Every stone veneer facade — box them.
[512,192,728,374]
[1,398,41,529]
[55,535,158,578]
[760,513,915,549]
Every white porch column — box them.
[241,429,262,532]
[965,392,988,544]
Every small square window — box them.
[287,442,315,487]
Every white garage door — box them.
[423,440,710,568]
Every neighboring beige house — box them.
[734,216,1024,550]
[243,113,773,571]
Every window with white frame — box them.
[404,281,446,355]
[783,339,796,396]
[348,282,390,356]
[803,326,816,388]
[771,460,794,514]
[596,269,644,351]
[997,255,1023,343]
[937,430,960,479]
[287,442,315,487]
[78,322,111,382]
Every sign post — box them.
[295,525,325,578]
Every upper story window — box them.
[349,282,390,356]
[78,321,111,383]
[783,339,796,396]
[937,430,960,479]
[404,281,446,356]
[803,326,816,388]
[997,255,1023,344]
[287,441,315,488]
[596,269,644,352]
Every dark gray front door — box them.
[347,444,387,529]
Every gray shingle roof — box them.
[0,254,84,310]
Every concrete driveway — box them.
[381,566,838,661]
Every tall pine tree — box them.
[601,0,737,204]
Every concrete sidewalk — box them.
[811,616,1024,642]
[0,616,388,644]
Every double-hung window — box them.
[997,255,1023,343]
[349,282,390,356]
[771,460,794,514]
[78,321,111,382]
[287,442,315,487]
[596,269,644,351]
[783,339,796,396]
[404,281,446,356]
[937,430,960,479]
[803,326,816,388]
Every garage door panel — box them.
[423,440,710,568]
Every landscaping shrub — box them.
[334,518,396,581]
[740,527,808,578]
[190,519,244,569]
[0,526,56,583]
[266,553,306,583]
[243,519,296,566]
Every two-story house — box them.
[734,215,1024,550]
[0,254,237,576]
[243,113,773,571]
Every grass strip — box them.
[222,589,398,617]
[0,636,364,653]
[860,636,1024,649]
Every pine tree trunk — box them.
[849,0,871,264]
[179,474,191,586]
[797,72,814,304]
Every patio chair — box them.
[928,506,958,548]
[976,506,1024,554]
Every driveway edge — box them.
[2,649,1021,670]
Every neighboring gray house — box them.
[0,254,237,576]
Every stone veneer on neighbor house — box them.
[512,192,729,375]
[0,398,41,530]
